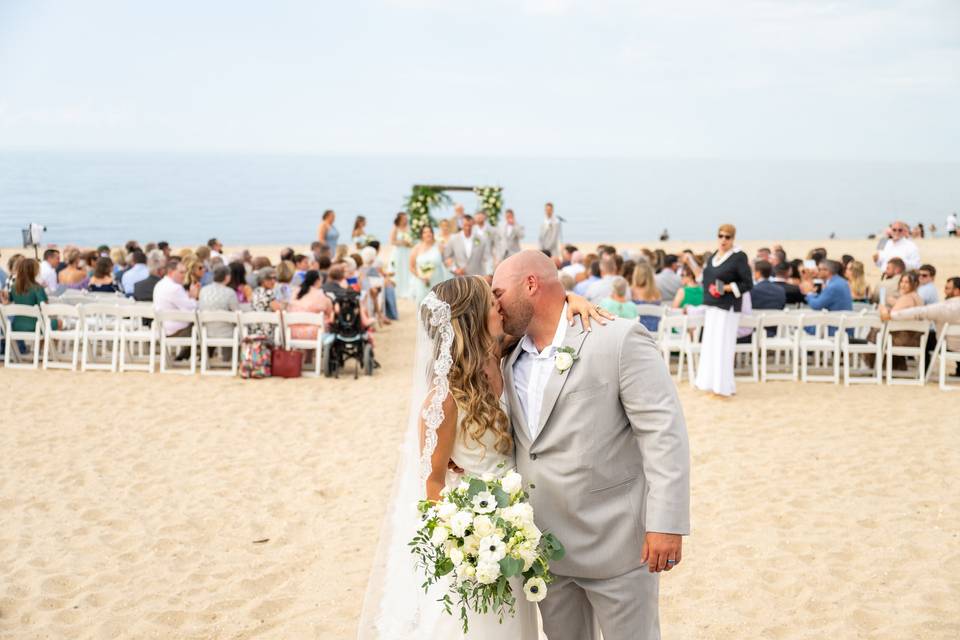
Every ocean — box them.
[0,151,957,249]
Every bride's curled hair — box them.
[424,277,512,456]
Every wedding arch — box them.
[405,184,503,238]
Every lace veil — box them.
[356,291,454,639]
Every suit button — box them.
[530,453,538,460]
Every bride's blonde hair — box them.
[428,277,512,455]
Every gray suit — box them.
[497,223,525,261]
[538,217,562,257]
[503,317,690,640]
[443,232,491,276]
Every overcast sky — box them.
[0,0,957,160]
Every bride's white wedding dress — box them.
[415,397,539,639]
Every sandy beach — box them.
[2,237,959,639]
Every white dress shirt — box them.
[153,276,198,335]
[876,238,921,271]
[461,232,474,260]
[512,303,568,440]
[39,261,59,293]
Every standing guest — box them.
[654,255,682,303]
[274,261,296,307]
[845,260,871,302]
[134,250,166,302]
[153,261,200,356]
[58,249,88,289]
[672,266,704,309]
[207,238,223,260]
[87,257,120,293]
[351,215,369,250]
[360,246,389,325]
[318,209,340,254]
[750,260,786,310]
[801,260,853,312]
[917,264,939,305]
[287,270,334,343]
[8,258,48,336]
[389,212,413,299]
[874,220,920,271]
[227,261,253,304]
[574,259,601,296]
[436,218,454,278]
[695,224,753,396]
[39,249,61,294]
[198,265,239,351]
[121,250,149,295]
[473,212,497,274]
[599,276,639,321]
[451,203,466,230]
[892,276,960,372]
[538,202,562,257]
[585,255,619,303]
[772,262,805,304]
[409,226,446,305]
[443,215,491,277]
[946,212,958,237]
[497,209,524,261]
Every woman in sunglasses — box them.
[695,223,753,396]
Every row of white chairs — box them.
[654,310,960,390]
[0,304,327,377]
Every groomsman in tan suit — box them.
[493,250,691,640]
[538,202,562,258]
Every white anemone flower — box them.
[478,535,507,563]
[472,491,496,514]
[523,577,547,602]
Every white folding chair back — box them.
[884,319,929,385]
[758,312,800,381]
[636,305,666,341]
[658,313,687,380]
[840,315,884,385]
[681,313,704,385]
[80,303,122,372]
[156,310,198,375]
[119,306,158,373]
[733,314,759,382]
[240,311,281,342]
[283,311,327,377]
[41,303,82,371]
[933,324,960,391]
[797,313,843,383]
[2,304,43,369]
[199,310,241,376]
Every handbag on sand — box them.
[240,335,272,379]
[272,313,303,379]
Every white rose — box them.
[555,351,574,372]
[462,534,481,556]
[449,511,474,538]
[437,502,458,520]
[472,491,496,514]
[500,470,523,495]
[430,525,450,547]
[522,522,542,546]
[523,577,547,602]
[517,544,538,571]
[478,535,507,563]
[455,562,476,581]
[473,515,495,538]
[475,561,501,585]
[501,503,535,528]
[457,480,470,492]
[450,547,465,567]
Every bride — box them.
[357,276,607,639]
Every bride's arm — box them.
[566,291,614,330]
[424,394,458,501]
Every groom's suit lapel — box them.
[503,342,530,448]
[534,319,589,443]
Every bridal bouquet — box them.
[411,470,565,633]
[418,263,435,280]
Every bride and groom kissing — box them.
[360,250,691,640]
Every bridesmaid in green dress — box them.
[409,226,447,306]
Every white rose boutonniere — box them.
[554,346,578,374]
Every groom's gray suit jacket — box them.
[503,317,690,580]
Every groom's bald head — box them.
[492,250,565,336]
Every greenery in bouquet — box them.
[410,469,565,633]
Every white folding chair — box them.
[658,313,687,380]
[841,315,885,385]
[80,303,122,372]
[41,303,82,371]
[931,324,960,391]
[119,306,158,373]
[636,305,666,341]
[157,310,198,375]
[734,314,759,382]
[2,304,43,369]
[758,312,799,381]
[283,311,327,377]
[680,314,704,385]
[240,311,281,343]
[798,313,843,383]
[884,320,929,385]
[199,310,241,376]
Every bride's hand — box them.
[565,292,614,331]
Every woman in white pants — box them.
[695,224,753,396]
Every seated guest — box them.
[8,258,47,336]
[654,255,682,303]
[195,246,214,286]
[845,260,871,302]
[133,250,166,302]
[585,255,618,302]
[274,260,296,307]
[287,270,334,340]
[892,276,960,373]
[573,259,601,296]
[560,251,585,280]
[58,249,88,289]
[917,264,939,305]
[599,276,639,321]
[87,257,121,293]
[207,237,223,260]
[630,261,662,314]
[801,260,852,312]
[772,262,805,305]
[322,263,349,298]
[248,256,271,288]
[672,266,703,309]
[871,271,925,369]
[121,250,149,295]
[750,260,786,310]
[198,265,239,351]
[182,254,207,291]
[153,260,199,340]
[39,248,61,294]
[559,272,575,292]
[252,267,283,312]
[292,254,310,286]
[227,261,253,304]
[110,249,128,281]
[872,257,905,306]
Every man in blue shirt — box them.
[801,260,852,335]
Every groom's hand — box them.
[642,532,682,573]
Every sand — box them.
[2,236,959,639]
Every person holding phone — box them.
[694,224,753,396]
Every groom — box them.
[492,251,691,640]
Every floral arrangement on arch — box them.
[474,186,504,226]
[406,186,452,240]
